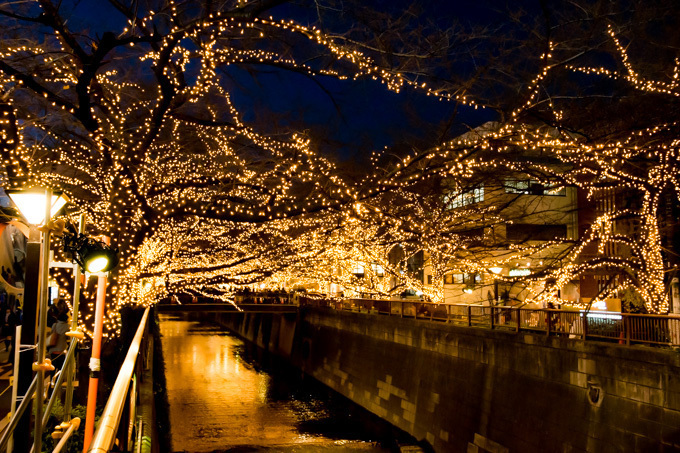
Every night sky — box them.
[57,0,507,160]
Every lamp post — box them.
[82,235,111,453]
[61,229,119,449]
[62,213,86,428]
[7,187,68,453]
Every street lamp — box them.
[6,187,67,453]
[64,232,119,273]
[7,188,68,225]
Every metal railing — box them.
[88,306,151,453]
[300,297,680,348]
[0,306,152,453]
[0,373,38,452]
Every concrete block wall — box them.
[213,309,680,452]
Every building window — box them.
[596,275,616,293]
[506,224,567,242]
[444,185,484,209]
[467,273,482,284]
[444,273,481,285]
[444,274,463,284]
[351,264,365,278]
[508,268,531,277]
[505,179,565,196]
[371,263,384,277]
[427,275,432,285]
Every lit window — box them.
[444,185,484,209]
[443,274,459,284]
[466,273,482,284]
[443,273,479,284]
[505,179,565,196]
[509,269,531,277]
[505,179,530,194]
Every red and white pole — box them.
[82,236,109,452]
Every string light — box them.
[0,1,485,336]
[0,3,674,345]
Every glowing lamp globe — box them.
[6,188,68,225]
[78,242,119,273]
[85,253,116,273]
[86,256,109,273]
[63,232,120,273]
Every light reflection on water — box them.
[159,315,393,452]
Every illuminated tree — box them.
[0,0,441,332]
[363,122,580,305]
[359,2,680,313]
[2,0,679,337]
[442,19,680,313]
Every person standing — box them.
[47,311,70,370]
[6,301,20,364]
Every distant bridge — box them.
[156,303,298,314]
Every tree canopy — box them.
[1,0,679,337]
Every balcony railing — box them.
[299,297,680,348]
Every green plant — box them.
[40,400,92,453]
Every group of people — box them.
[0,291,73,370]
[1,264,19,286]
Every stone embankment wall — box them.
[214,307,680,452]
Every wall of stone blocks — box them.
[213,308,680,452]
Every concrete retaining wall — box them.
[213,307,680,452]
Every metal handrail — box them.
[87,306,150,453]
[0,373,38,452]
[299,297,680,347]
[40,339,78,430]
[52,417,81,453]
[0,318,82,453]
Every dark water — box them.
[159,315,413,452]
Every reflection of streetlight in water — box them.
[159,316,400,451]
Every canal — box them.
[159,314,416,452]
